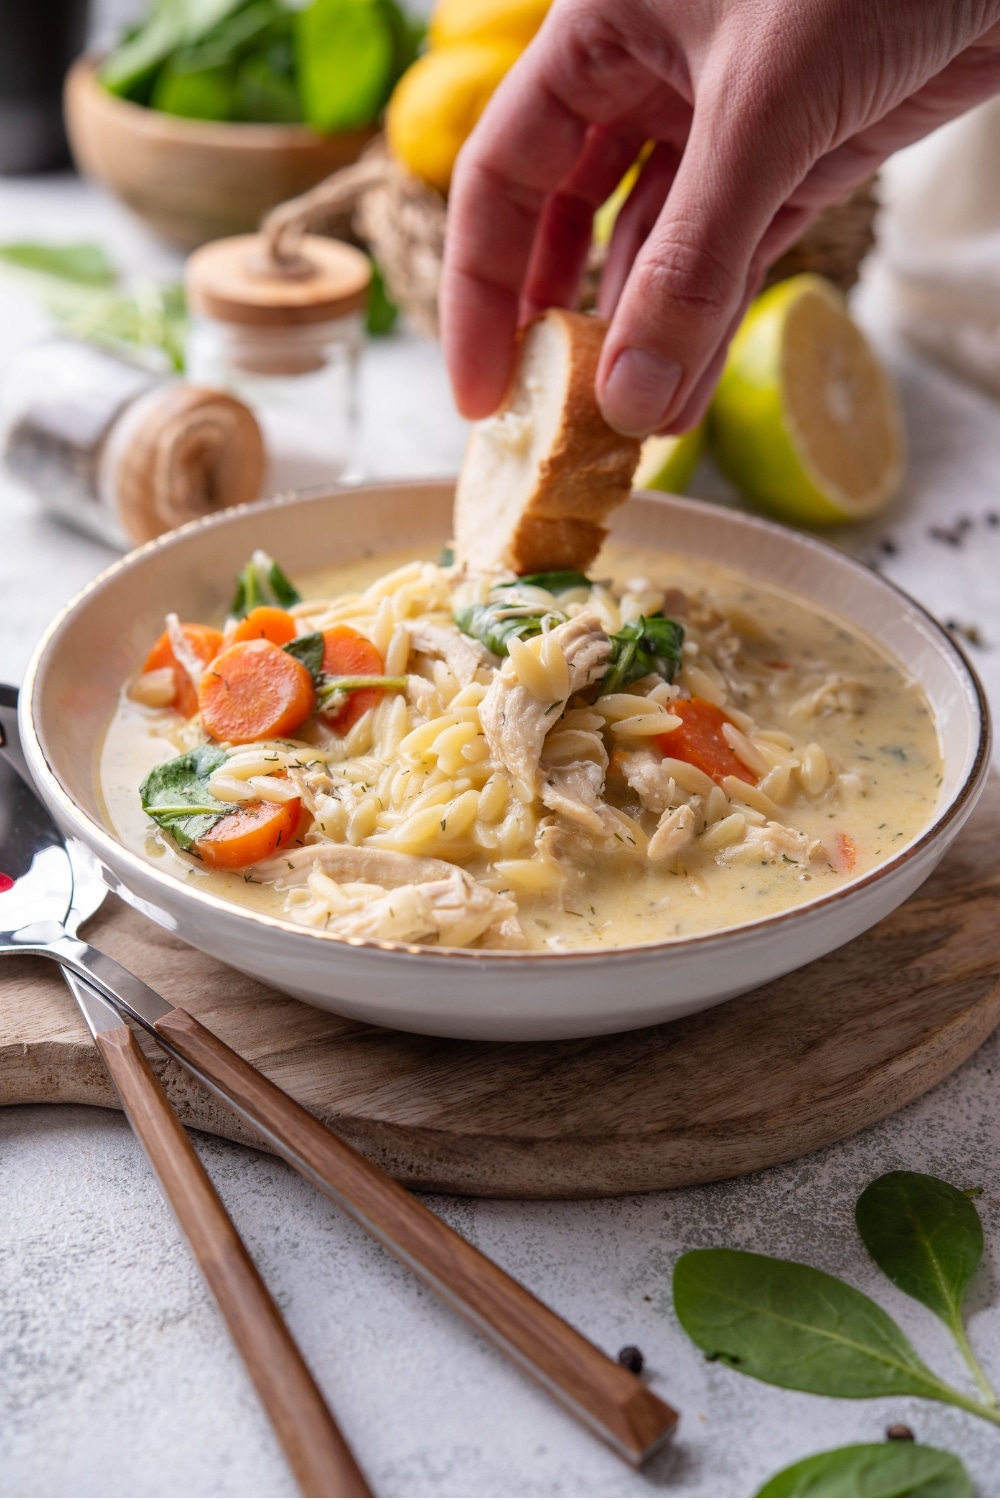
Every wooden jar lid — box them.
[186,233,371,327]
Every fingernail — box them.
[600,348,683,436]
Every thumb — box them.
[596,98,807,436]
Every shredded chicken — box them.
[260,843,515,946]
[479,612,610,796]
[647,804,699,864]
[617,748,681,815]
[540,761,606,835]
[323,868,516,947]
[407,622,493,685]
[405,674,445,722]
[263,843,455,887]
[165,612,209,691]
[720,821,824,866]
[479,913,528,949]
[789,675,867,720]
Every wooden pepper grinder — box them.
[0,336,265,548]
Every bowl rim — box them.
[21,479,993,968]
[67,53,379,150]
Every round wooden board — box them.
[3,778,999,1199]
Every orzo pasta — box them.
[100,542,942,950]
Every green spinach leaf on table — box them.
[756,1442,973,1498]
[856,1170,995,1405]
[140,744,235,850]
[0,242,116,286]
[673,1248,960,1401]
[62,282,188,373]
[366,260,399,336]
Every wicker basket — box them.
[351,140,878,337]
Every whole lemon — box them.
[386,41,522,195]
[429,0,552,49]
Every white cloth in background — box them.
[883,97,1000,398]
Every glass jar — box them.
[185,233,371,494]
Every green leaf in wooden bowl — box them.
[295,0,395,131]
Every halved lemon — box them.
[634,423,706,494]
[710,275,904,525]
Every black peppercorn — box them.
[618,1345,644,1375]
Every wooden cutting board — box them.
[3,777,999,1199]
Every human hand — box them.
[440,0,1000,436]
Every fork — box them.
[0,687,679,1464]
[0,694,370,1496]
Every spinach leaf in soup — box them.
[602,615,684,695]
[283,632,407,701]
[230,551,302,618]
[283,632,325,682]
[454,601,566,657]
[756,1442,973,1498]
[496,570,593,594]
[140,744,236,851]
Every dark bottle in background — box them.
[0,0,91,172]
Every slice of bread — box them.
[453,309,641,573]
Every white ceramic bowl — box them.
[20,481,991,1041]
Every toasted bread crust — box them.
[455,309,640,573]
[505,517,609,574]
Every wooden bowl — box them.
[64,55,378,250]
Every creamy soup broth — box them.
[100,543,942,950]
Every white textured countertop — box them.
[3,155,1000,1500]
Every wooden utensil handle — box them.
[154,1007,678,1465]
[95,1023,370,1499]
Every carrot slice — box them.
[193,798,301,869]
[143,624,224,718]
[830,831,858,873]
[228,606,298,648]
[199,639,315,744]
[656,698,757,786]
[322,625,387,733]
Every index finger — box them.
[440,15,659,417]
